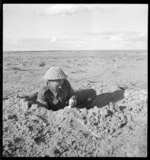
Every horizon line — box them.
[3,49,147,52]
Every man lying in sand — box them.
[36,66,96,111]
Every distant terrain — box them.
[3,50,147,157]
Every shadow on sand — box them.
[92,89,125,108]
[77,89,125,110]
[19,89,125,110]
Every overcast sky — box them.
[3,4,148,51]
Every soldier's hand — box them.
[69,97,77,108]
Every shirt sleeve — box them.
[36,87,48,106]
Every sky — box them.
[3,4,148,51]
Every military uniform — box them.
[37,67,96,110]
[37,79,75,110]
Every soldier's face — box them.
[48,79,64,91]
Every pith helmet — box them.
[43,66,67,80]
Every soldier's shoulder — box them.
[38,84,49,96]
[63,79,71,86]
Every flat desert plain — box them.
[3,50,147,157]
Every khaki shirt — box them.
[37,79,75,110]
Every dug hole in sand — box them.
[3,51,147,157]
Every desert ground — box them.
[3,50,147,157]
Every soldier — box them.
[36,66,96,111]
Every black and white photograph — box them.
[3,4,148,157]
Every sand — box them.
[3,50,147,157]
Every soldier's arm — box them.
[36,88,48,108]
[37,100,48,108]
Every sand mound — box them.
[3,88,147,157]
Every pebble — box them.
[31,104,38,110]
[43,123,46,127]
